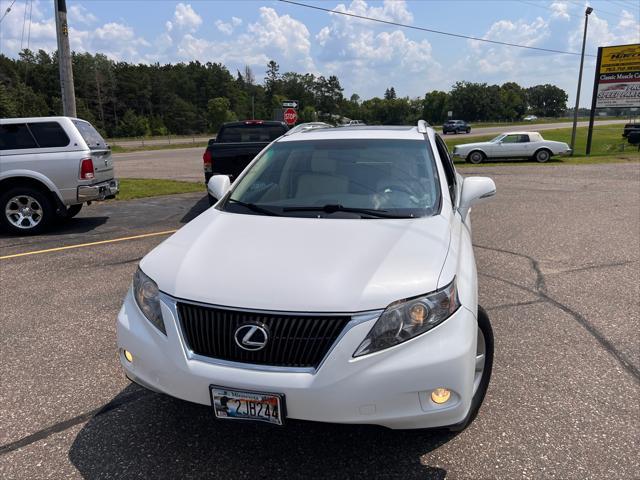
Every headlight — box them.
[353,279,460,357]
[133,267,166,334]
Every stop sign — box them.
[284,108,298,126]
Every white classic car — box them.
[452,132,572,164]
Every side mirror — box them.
[459,176,496,218]
[207,175,231,202]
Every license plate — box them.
[210,386,284,426]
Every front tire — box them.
[534,149,551,163]
[448,305,494,431]
[0,186,54,235]
[467,151,485,164]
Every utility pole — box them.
[54,0,76,117]
[569,6,592,155]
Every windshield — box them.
[221,139,441,219]
[489,134,505,143]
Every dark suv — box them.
[622,123,639,138]
[443,120,471,134]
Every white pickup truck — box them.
[0,116,119,234]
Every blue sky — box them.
[0,0,638,106]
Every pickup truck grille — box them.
[177,302,350,369]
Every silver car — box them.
[0,116,119,234]
[452,131,572,164]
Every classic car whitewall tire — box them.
[468,151,485,164]
[534,149,551,163]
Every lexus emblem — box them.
[234,324,269,351]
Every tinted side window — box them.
[72,120,107,149]
[435,135,457,206]
[28,122,70,148]
[0,124,38,150]
[519,134,530,143]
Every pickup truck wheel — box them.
[468,151,485,164]
[534,149,551,163]
[466,128,471,134]
[1,187,53,235]
[448,305,494,432]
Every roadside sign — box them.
[594,44,640,109]
[284,108,298,126]
[587,43,640,154]
[282,100,299,109]
[447,111,453,118]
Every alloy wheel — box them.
[5,195,44,230]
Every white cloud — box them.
[232,17,242,27]
[569,10,640,53]
[177,7,314,71]
[0,0,57,55]
[245,7,314,68]
[68,4,97,25]
[215,20,234,35]
[173,3,202,32]
[311,0,440,97]
[166,20,173,32]
[550,2,570,21]
[332,0,413,24]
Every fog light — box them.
[431,387,451,404]
[123,349,133,363]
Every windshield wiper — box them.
[282,204,413,218]
[226,199,282,216]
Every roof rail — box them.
[284,122,333,136]
[417,119,430,133]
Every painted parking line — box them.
[0,229,177,260]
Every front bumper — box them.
[558,148,572,156]
[77,179,119,202]
[117,290,477,429]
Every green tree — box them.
[423,91,450,124]
[264,60,281,98]
[207,97,235,132]
[498,82,527,121]
[0,83,17,117]
[526,84,568,117]
[115,109,149,137]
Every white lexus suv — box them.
[117,121,496,430]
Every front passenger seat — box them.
[295,153,349,199]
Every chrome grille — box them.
[177,302,350,368]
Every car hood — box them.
[141,209,452,313]
[455,141,491,150]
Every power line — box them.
[279,0,597,57]
[19,0,28,51]
[0,0,17,24]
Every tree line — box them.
[0,50,569,137]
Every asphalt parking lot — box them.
[0,162,638,479]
